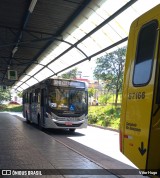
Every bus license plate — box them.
[65,122,73,126]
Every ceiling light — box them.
[29,0,37,13]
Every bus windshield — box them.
[48,87,87,112]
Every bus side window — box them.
[35,89,40,104]
[133,20,158,86]
[38,93,40,104]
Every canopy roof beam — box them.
[15,36,128,90]
[15,0,137,91]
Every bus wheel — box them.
[69,129,76,132]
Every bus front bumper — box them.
[44,114,88,129]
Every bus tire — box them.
[69,129,76,132]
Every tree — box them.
[17,92,22,98]
[93,47,126,106]
[88,87,96,97]
[61,68,78,79]
[0,87,11,104]
[98,93,111,105]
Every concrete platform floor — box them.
[0,113,118,178]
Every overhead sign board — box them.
[52,79,85,88]
[8,70,17,80]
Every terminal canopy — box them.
[0,0,159,91]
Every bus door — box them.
[31,92,37,123]
[29,92,33,121]
[147,25,160,170]
[121,19,160,170]
[36,91,41,116]
[22,93,25,117]
[40,88,46,126]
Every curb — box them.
[88,124,119,133]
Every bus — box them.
[120,4,160,172]
[23,78,88,132]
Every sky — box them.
[76,58,97,80]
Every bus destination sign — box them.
[53,80,85,88]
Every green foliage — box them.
[61,68,78,79]
[0,87,11,104]
[88,105,121,129]
[17,92,22,98]
[0,104,22,112]
[107,93,122,104]
[88,88,96,97]
[0,104,6,111]
[93,47,126,105]
[98,93,111,105]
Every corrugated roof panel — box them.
[20,83,30,90]
[89,30,111,48]
[27,65,43,76]
[20,75,31,83]
[58,43,71,51]
[115,8,138,33]
[38,41,70,66]
[48,60,66,73]
[40,55,54,66]
[65,34,79,44]
[70,27,87,40]
[59,58,75,67]
[25,77,38,86]
[27,0,82,34]
[132,0,160,15]
[13,0,160,90]
[34,68,53,81]
[87,12,104,26]
[108,20,128,37]
[0,0,28,28]
[66,48,85,60]
[0,0,91,87]
[78,38,101,56]
[47,48,84,74]
[102,0,129,15]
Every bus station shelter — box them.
[0,0,159,177]
[0,0,159,91]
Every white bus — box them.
[23,78,88,132]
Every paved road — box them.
[10,112,136,168]
[68,126,137,168]
[10,112,145,178]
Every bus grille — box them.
[55,123,82,127]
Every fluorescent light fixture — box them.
[12,46,18,55]
[29,0,37,13]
